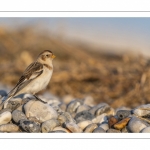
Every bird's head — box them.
[37,50,56,65]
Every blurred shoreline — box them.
[0,18,150,57]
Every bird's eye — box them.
[46,54,49,57]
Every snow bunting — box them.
[2,50,55,108]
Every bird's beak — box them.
[51,54,56,59]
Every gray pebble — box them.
[58,112,76,125]
[19,119,41,133]
[64,122,82,133]
[66,99,83,114]
[93,127,106,133]
[95,105,114,116]
[49,130,66,133]
[24,100,58,123]
[127,116,149,133]
[74,110,94,123]
[99,123,109,131]
[77,120,93,130]
[0,90,7,97]
[12,110,27,123]
[89,103,109,116]
[107,129,121,133]
[133,104,150,117]
[76,105,91,113]
[92,113,108,124]
[51,105,63,114]
[41,119,60,133]
[116,110,131,120]
[4,98,22,111]
[83,123,98,133]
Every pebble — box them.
[116,110,131,120]
[76,105,91,113]
[74,110,94,123]
[127,117,149,133]
[107,129,121,133]
[141,127,150,133]
[12,110,27,123]
[0,90,7,97]
[57,114,68,125]
[58,112,76,125]
[121,126,130,133]
[92,113,108,124]
[0,123,19,132]
[89,103,109,115]
[0,111,12,125]
[95,106,114,116]
[51,105,63,114]
[1,87,150,133]
[49,130,66,133]
[4,98,22,110]
[93,127,106,133]
[64,122,82,133]
[59,103,67,112]
[108,116,119,128]
[47,99,62,106]
[114,117,131,130]
[53,126,70,133]
[99,123,109,131]
[77,120,93,130]
[71,112,76,118]
[24,100,58,123]
[84,123,98,133]
[28,117,40,123]
[19,119,41,133]
[0,108,12,114]
[41,119,60,133]
[15,105,24,112]
[66,99,83,114]
[133,104,150,117]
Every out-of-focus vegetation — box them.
[0,26,150,108]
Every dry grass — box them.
[0,26,150,108]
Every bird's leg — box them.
[33,94,46,104]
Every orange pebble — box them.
[114,117,131,130]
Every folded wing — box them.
[8,62,43,97]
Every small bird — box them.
[1,50,55,108]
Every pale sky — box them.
[0,18,150,56]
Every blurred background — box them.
[0,17,150,108]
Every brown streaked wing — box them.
[8,62,43,97]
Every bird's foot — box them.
[33,95,46,104]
